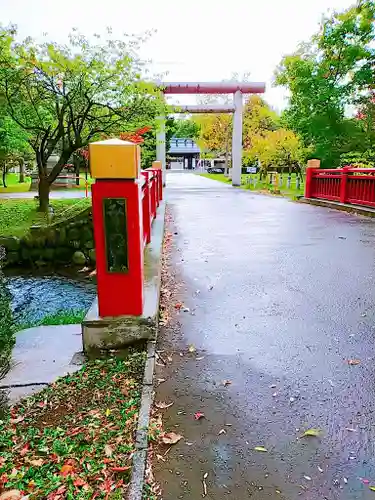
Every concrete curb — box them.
[300,197,375,217]
[127,201,166,500]
[128,341,156,500]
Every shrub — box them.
[0,246,15,379]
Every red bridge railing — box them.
[141,168,163,248]
[305,167,375,208]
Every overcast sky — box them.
[1,0,354,111]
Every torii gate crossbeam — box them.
[157,81,266,186]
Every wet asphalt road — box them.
[154,173,375,500]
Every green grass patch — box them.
[0,173,31,193]
[200,172,304,199]
[0,354,145,499]
[17,309,87,332]
[0,198,91,237]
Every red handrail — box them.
[305,167,375,207]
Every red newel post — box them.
[305,167,315,198]
[142,171,151,245]
[152,161,163,201]
[90,139,144,317]
[339,167,349,204]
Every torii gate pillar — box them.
[231,90,243,186]
[156,114,167,186]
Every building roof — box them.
[168,137,200,155]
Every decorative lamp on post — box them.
[89,139,144,317]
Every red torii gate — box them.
[156,82,266,186]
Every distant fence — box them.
[305,167,375,208]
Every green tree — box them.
[0,113,32,185]
[275,1,375,168]
[0,27,163,210]
[173,119,200,138]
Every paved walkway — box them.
[155,173,375,500]
[0,190,89,199]
[0,324,83,403]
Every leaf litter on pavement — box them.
[0,353,145,499]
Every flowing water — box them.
[5,272,96,327]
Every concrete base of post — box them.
[82,200,166,353]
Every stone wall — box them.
[0,208,96,268]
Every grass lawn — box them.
[17,309,87,332]
[0,198,91,237]
[0,173,31,193]
[0,353,145,499]
[200,173,304,199]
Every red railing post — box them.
[305,167,315,198]
[90,139,144,317]
[149,170,157,218]
[142,171,151,245]
[152,161,163,201]
[339,167,349,204]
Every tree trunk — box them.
[2,168,7,188]
[19,159,25,184]
[74,156,80,186]
[38,176,50,212]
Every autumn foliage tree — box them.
[0,27,164,210]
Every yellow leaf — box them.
[301,428,322,438]
[105,409,111,417]
[369,486,375,491]
[254,446,268,452]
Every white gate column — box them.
[156,114,166,186]
[231,90,243,187]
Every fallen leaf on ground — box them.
[156,378,166,385]
[194,412,205,420]
[304,476,312,481]
[186,442,193,446]
[254,446,268,452]
[218,429,226,435]
[182,307,190,312]
[29,458,44,467]
[347,359,361,365]
[104,444,113,457]
[345,428,357,432]
[60,464,74,477]
[10,416,24,424]
[155,401,174,409]
[0,491,23,500]
[73,477,87,487]
[318,466,323,473]
[222,380,232,387]
[174,303,183,310]
[301,428,322,438]
[188,344,196,353]
[161,432,183,445]
[196,356,205,361]
[343,477,348,484]
[156,454,165,462]
[111,466,131,472]
[369,486,375,492]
